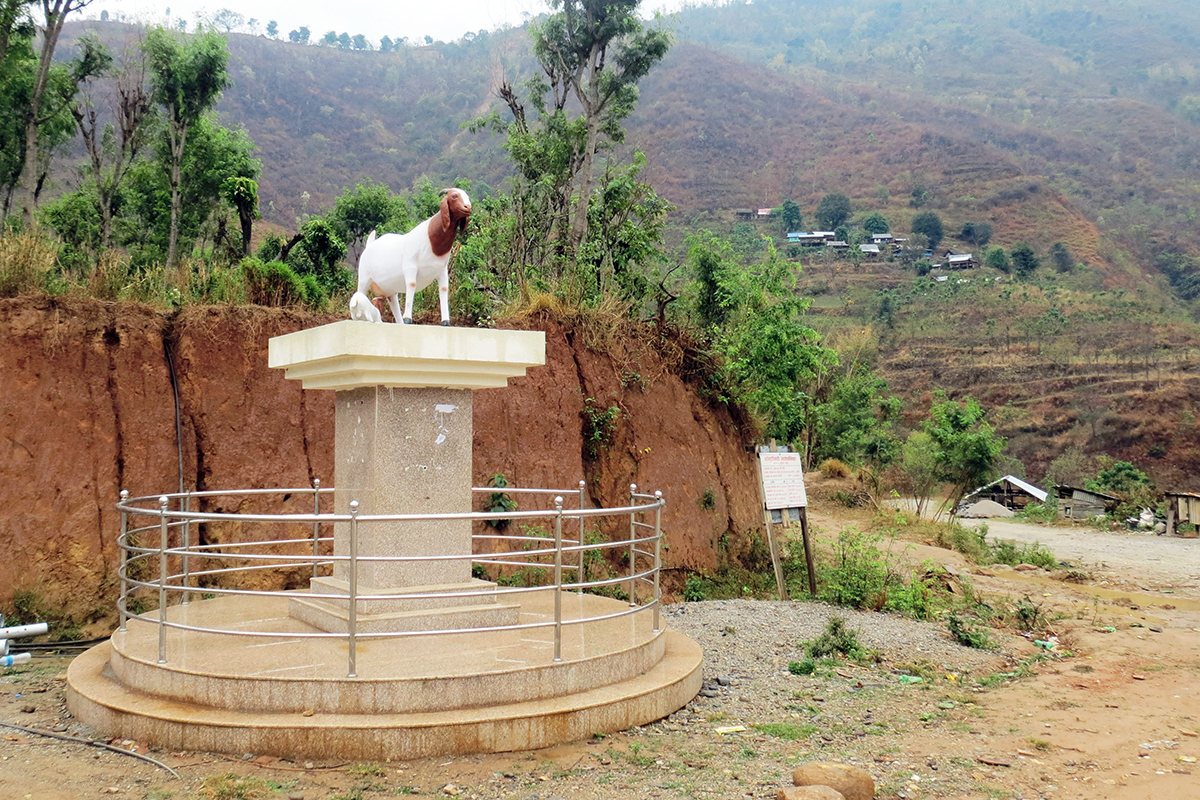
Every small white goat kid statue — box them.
[349,187,472,325]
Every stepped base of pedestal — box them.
[289,578,520,633]
[65,591,703,760]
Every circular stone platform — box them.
[67,589,702,760]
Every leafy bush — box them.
[987,538,1057,569]
[933,522,990,562]
[683,573,707,602]
[240,257,325,307]
[1016,499,1059,523]
[582,398,620,459]
[818,529,897,610]
[484,473,517,530]
[804,615,870,659]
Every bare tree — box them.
[15,0,99,224]
[72,32,154,248]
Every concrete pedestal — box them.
[269,322,545,633]
[67,319,704,761]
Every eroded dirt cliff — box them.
[0,299,763,621]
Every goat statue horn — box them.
[438,188,452,197]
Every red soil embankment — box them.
[0,299,763,620]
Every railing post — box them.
[653,490,663,633]
[553,496,564,663]
[118,490,129,632]
[311,478,321,579]
[627,483,638,606]
[180,491,191,605]
[577,480,586,593]
[157,495,169,664]
[347,500,359,679]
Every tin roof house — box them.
[960,475,1047,512]
[1054,484,1120,520]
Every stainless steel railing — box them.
[115,482,664,677]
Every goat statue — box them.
[349,187,472,325]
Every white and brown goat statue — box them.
[348,187,472,325]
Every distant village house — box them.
[1054,484,1120,520]
[960,475,1046,513]
[1165,491,1200,537]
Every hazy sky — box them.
[82,0,699,44]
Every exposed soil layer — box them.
[0,299,763,618]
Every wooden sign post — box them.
[756,445,816,599]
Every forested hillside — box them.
[24,0,1200,495]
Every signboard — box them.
[758,451,808,510]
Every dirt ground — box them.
[2,513,1199,800]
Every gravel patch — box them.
[665,599,1015,681]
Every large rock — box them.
[778,786,845,800]
[792,762,875,800]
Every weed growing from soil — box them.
[753,722,818,740]
[947,612,993,649]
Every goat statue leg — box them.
[438,267,451,326]
[402,280,417,324]
[385,294,402,324]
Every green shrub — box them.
[484,473,517,530]
[818,529,897,609]
[788,658,816,675]
[683,573,707,602]
[932,522,990,562]
[582,398,620,460]
[1016,499,1059,523]
[947,612,992,649]
[988,538,1057,569]
[804,615,870,659]
[240,257,325,307]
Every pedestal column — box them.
[268,321,545,633]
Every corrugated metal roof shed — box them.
[963,475,1047,504]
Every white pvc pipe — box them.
[0,623,48,639]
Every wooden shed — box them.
[961,475,1047,512]
[1165,492,1200,537]
[1054,484,1121,520]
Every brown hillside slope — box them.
[629,44,1115,273]
[0,301,762,620]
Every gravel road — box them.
[965,518,1200,591]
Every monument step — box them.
[288,595,522,634]
[67,631,702,761]
[102,592,667,714]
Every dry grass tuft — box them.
[820,457,852,479]
[0,228,57,298]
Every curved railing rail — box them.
[115,482,665,677]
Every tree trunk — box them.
[240,212,252,257]
[17,1,70,224]
[568,112,600,251]
[165,121,188,268]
